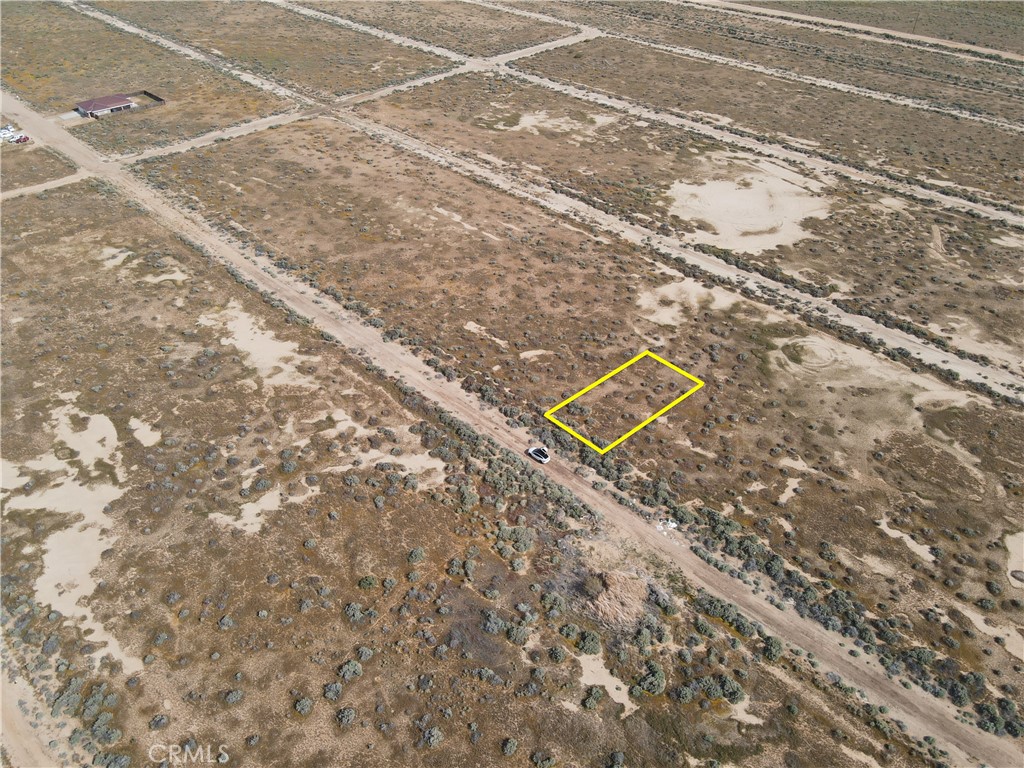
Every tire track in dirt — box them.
[0,167,93,200]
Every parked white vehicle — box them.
[525,446,551,464]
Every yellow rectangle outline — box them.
[543,350,705,454]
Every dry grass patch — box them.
[0,143,77,190]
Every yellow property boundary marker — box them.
[544,350,705,454]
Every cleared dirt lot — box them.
[516,36,1023,207]
[747,0,1024,55]
[298,0,574,58]
[4,4,1023,766]
[510,0,1024,122]
[91,0,454,100]
[1,2,289,155]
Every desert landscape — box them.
[1,2,1021,768]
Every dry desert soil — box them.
[2,3,1022,768]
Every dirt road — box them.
[0,168,93,200]
[687,0,1024,63]
[0,665,79,768]
[2,90,1017,767]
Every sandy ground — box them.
[1007,531,1024,589]
[577,652,638,718]
[664,152,831,254]
[3,93,1016,768]
[1,661,76,768]
[4,5,1023,763]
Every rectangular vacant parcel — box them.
[299,0,575,58]
[92,1,453,99]
[1,2,288,155]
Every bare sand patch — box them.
[96,246,132,269]
[777,478,801,505]
[129,417,161,447]
[2,401,141,673]
[209,488,282,535]
[956,604,1024,662]
[519,349,552,361]
[664,152,831,255]
[840,744,885,768]
[1005,531,1024,589]
[495,110,618,140]
[875,513,935,564]
[637,276,738,326]
[198,300,317,388]
[464,320,508,349]
[142,268,190,283]
[730,696,765,726]
[577,652,637,718]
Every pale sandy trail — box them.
[468,0,1023,132]
[1,92,1018,767]
[1,658,82,768]
[119,108,318,163]
[681,0,1024,63]
[0,167,92,200]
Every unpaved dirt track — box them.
[2,90,1018,768]
[682,0,1024,63]
[1,668,74,768]
[0,167,93,200]
[123,108,319,163]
